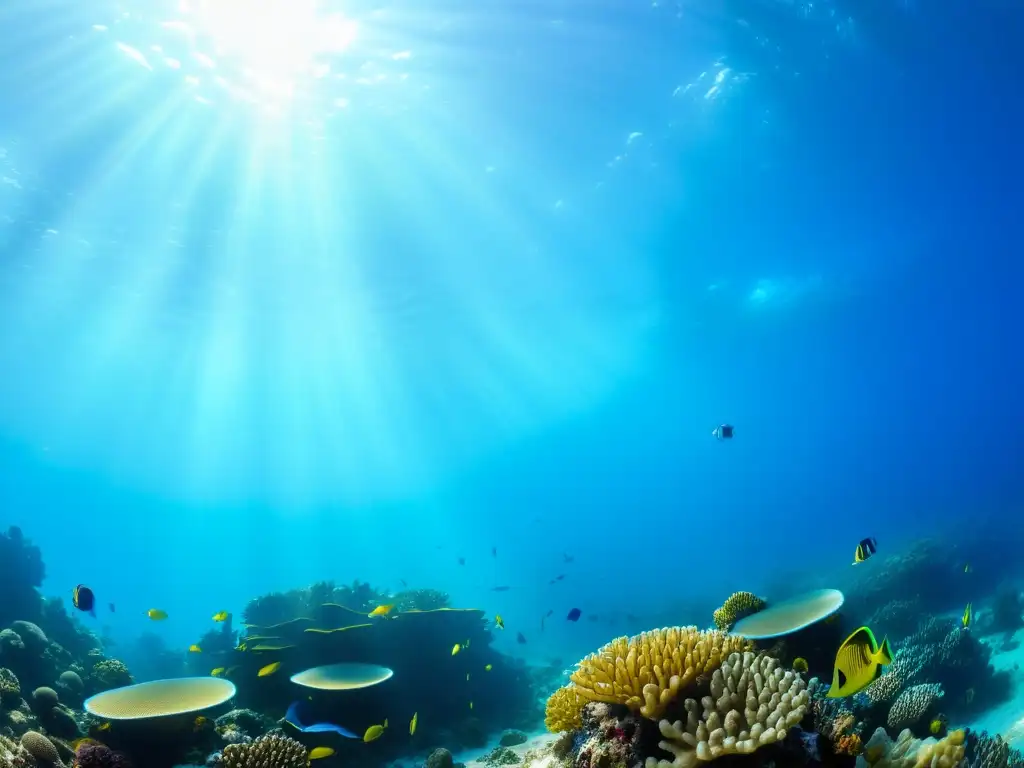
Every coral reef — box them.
[712,593,766,633]
[964,730,1024,768]
[565,627,752,719]
[645,651,809,768]
[887,684,943,731]
[855,726,965,768]
[216,732,307,768]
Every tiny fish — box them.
[400,579,408,587]
[189,644,202,653]
[516,632,526,644]
[211,667,225,676]
[549,574,565,584]
[72,585,96,618]
[458,557,465,566]
[853,537,878,565]
[962,602,972,629]
[368,604,395,617]
[495,615,504,629]
[194,715,208,731]
[491,586,511,592]
[310,747,336,759]
[466,673,470,681]
[484,664,493,671]
[469,701,474,710]
[258,662,282,677]
[452,643,461,656]
[212,611,229,622]
[492,546,497,558]
[409,711,418,736]
[364,720,387,742]
[567,608,581,622]
[109,603,115,613]
[97,723,111,732]
[562,553,574,563]
[964,563,972,574]
[147,609,168,621]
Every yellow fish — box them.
[236,643,247,651]
[194,716,208,730]
[368,604,395,618]
[451,643,461,656]
[212,611,229,622]
[495,615,504,630]
[211,667,225,677]
[484,664,492,672]
[258,662,281,677]
[852,537,877,565]
[930,719,943,735]
[97,723,111,732]
[147,609,168,621]
[309,747,335,760]
[409,712,418,736]
[364,720,387,742]
[189,644,202,653]
[826,626,892,698]
[962,602,972,628]
[469,701,473,710]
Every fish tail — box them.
[875,636,893,666]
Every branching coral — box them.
[570,627,752,720]
[712,593,766,632]
[888,684,944,731]
[545,686,584,733]
[644,651,809,768]
[0,668,20,706]
[89,660,133,691]
[964,730,1024,768]
[218,733,308,768]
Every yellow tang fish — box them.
[364,720,388,742]
[258,662,282,677]
[368,604,395,618]
[189,644,202,653]
[495,615,504,630]
[826,626,892,698]
[484,664,492,672]
[310,747,335,760]
[212,611,229,622]
[962,602,972,629]
[409,712,418,736]
[211,667,225,677]
[147,609,168,621]
[451,643,461,656]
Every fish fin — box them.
[284,701,305,730]
[875,636,893,666]
[840,626,875,651]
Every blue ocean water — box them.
[0,0,1022,696]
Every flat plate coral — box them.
[290,662,394,690]
[83,677,237,719]
[730,588,844,639]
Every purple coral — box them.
[75,743,132,768]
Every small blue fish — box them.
[284,702,358,739]
[567,608,581,622]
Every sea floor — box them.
[962,627,1024,745]
[384,727,554,768]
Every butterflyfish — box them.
[258,662,282,677]
[853,537,878,564]
[189,644,202,653]
[147,609,168,620]
[495,615,504,629]
[212,611,229,622]
[284,702,358,739]
[211,667,225,676]
[409,712,418,736]
[310,747,335,760]
[962,602,972,629]
[368,604,395,618]
[72,585,96,618]
[484,664,493,671]
[566,608,582,622]
[363,720,388,742]
[826,626,892,698]
[451,643,461,656]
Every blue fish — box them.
[567,608,582,622]
[284,701,358,739]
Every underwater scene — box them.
[1,0,1023,767]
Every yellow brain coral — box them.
[570,627,753,720]
[712,592,767,632]
[545,685,584,733]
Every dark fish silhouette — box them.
[399,579,407,587]
[567,608,582,622]
[109,603,115,613]
[458,557,465,566]
[516,632,527,644]
[491,586,511,592]
[491,546,497,558]
[562,553,574,563]
[549,574,566,584]
[72,585,96,618]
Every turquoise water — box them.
[1,1,1023,762]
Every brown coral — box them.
[21,731,60,765]
[219,732,308,768]
[570,627,752,719]
[837,734,864,756]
